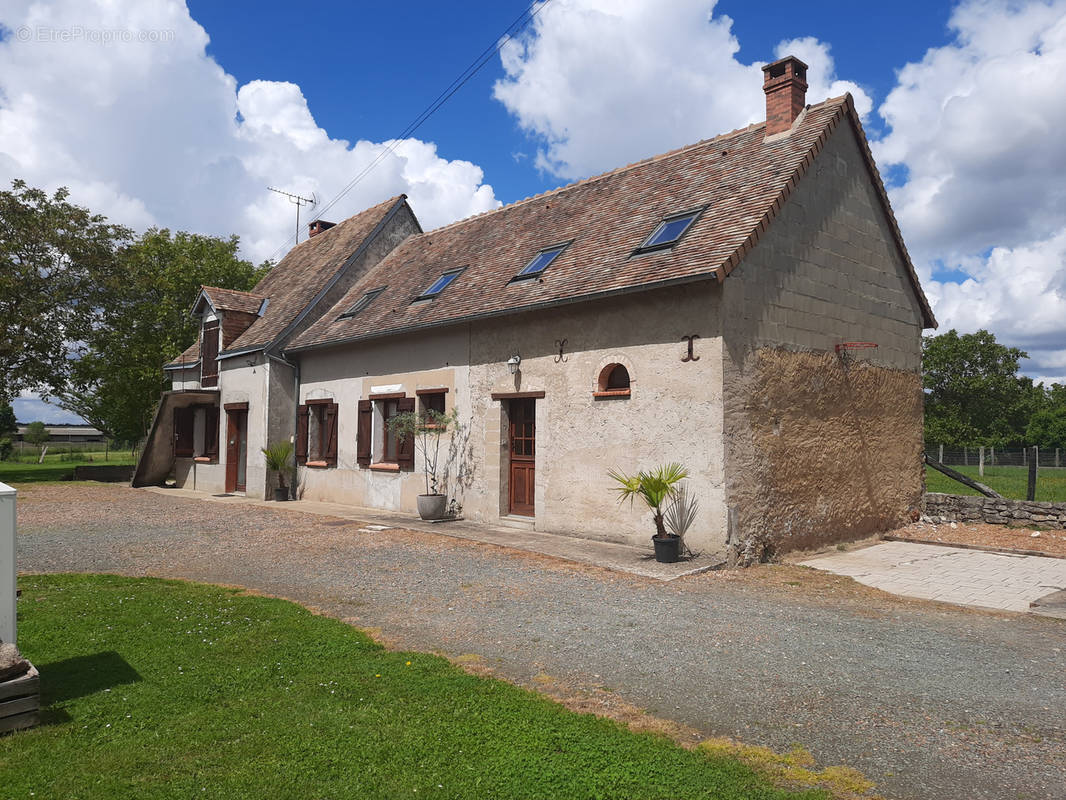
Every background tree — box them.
[50,229,268,443]
[0,403,16,437]
[1026,406,1066,450]
[922,329,1043,447]
[23,421,49,448]
[0,179,130,404]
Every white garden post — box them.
[0,481,15,645]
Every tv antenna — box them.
[268,187,316,244]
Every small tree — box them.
[24,421,49,447]
[261,440,294,495]
[388,407,458,496]
[0,438,12,461]
[0,403,16,438]
[608,462,689,539]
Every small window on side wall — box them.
[594,363,631,399]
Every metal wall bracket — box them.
[681,334,700,362]
[554,338,568,363]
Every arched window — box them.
[595,363,631,398]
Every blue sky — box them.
[3,0,1065,423]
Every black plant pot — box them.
[274,487,289,502]
[652,535,680,563]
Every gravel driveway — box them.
[16,485,1066,800]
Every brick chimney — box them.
[762,55,808,136]
[308,219,336,237]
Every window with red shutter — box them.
[201,321,220,388]
[174,407,194,457]
[324,402,338,466]
[357,400,372,466]
[296,404,309,464]
[397,396,415,470]
[204,406,220,460]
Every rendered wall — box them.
[720,121,926,559]
[297,283,729,551]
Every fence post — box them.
[938,443,944,463]
[990,446,995,466]
[0,481,15,645]
[979,446,985,477]
[1057,448,1061,468]
[1027,446,1038,501]
[963,445,968,466]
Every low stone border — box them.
[923,492,1066,530]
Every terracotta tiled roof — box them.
[224,194,408,354]
[289,95,933,354]
[199,286,265,315]
[165,340,200,370]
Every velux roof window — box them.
[511,242,570,282]
[339,287,385,319]
[415,268,464,301]
[635,207,705,254]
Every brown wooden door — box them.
[225,410,247,493]
[508,398,535,516]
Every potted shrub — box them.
[262,440,294,501]
[608,462,690,562]
[388,407,458,520]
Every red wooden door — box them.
[508,399,535,516]
[225,410,247,493]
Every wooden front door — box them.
[508,398,535,516]
[225,409,248,493]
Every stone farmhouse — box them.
[134,56,936,558]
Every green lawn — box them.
[0,455,136,485]
[925,464,1066,502]
[2,574,827,800]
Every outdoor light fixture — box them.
[506,354,521,375]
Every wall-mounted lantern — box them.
[506,354,521,375]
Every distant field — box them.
[925,464,1066,502]
[0,453,137,484]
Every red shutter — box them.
[204,406,220,460]
[173,407,194,457]
[324,402,339,466]
[397,396,415,470]
[356,400,373,467]
[295,404,309,464]
[201,321,219,388]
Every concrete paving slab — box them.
[143,487,723,581]
[801,541,1066,614]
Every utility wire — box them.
[263,0,551,264]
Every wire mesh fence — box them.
[924,445,1065,469]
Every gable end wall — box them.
[721,121,926,559]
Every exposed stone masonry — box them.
[924,492,1066,529]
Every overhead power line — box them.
[263,0,552,264]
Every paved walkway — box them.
[16,485,1066,800]
[145,487,723,581]
[801,541,1066,615]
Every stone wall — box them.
[924,492,1066,530]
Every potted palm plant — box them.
[388,407,458,520]
[262,440,294,501]
[608,462,690,562]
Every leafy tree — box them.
[0,180,131,404]
[1026,406,1066,450]
[922,329,1043,447]
[0,403,16,437]
[23,421,49,447]
[0,438,12,461]
[49,229,269,443]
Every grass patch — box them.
[925,465,1066,502]
[0,456,136,485]
[2,574,827,799]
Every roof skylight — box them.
[512,243,569,281]
[416,268,464,301]
[339,287,385,319]
[635,207,705,253]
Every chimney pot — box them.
[762,55,808,137]
[308,219,336,237]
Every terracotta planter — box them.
[416,493,448,520]
[652,535,680,563]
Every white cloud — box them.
[492,0,869,179]
[874,0,1066,384]
[0,0,501,265]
